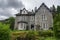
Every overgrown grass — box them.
[11,30,56,40]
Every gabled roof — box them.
[20,8,28,14]
[16,8,35,16]
[35,3,52,13]
[16,3,52,16]
[23,8,28,12]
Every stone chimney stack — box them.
[35,7,37,12]
[31,9,34,13]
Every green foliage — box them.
[0,23,11,40]
[53,5,60,40]
[11,30,54,40]
[52,5,56,18]
[57,6,60,13]
[6,17,15,24]
[9,17,15,30]
[39,30,54,37]
[26,31,39,40]
[4,17,15,30]
[45,37,56,40]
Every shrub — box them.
[26,31,35,40]
[0,23,11,40]
[11,30,54,40]
[39,30,54,37]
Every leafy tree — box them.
[51,5,56,18]
[5,17,15,30]
[57,6,60,14]
[0,23,11,40]
[9,17,15,30]
[53,5,60,40]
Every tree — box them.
[9,17,15,30]
[0,23,10,40]
[53,5,60,40]
[4,17,15,30]
[57,6,60,14]
[52,5,56,18]
[0,17,15,30]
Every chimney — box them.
[19,8,23,14]
[35,7,37,12]
[31,9,34,13]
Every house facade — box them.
[14,3,53,30]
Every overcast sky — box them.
[0,0,60,20]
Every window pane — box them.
[42,15,47,21]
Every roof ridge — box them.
[35,3,52,13]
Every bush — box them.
[0,23,11,40]
[11,30,54,40]
[26,31,36,40]
[12,31,39,40]
[39,30,54,37]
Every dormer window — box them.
[24,11,25,13]
[22,10,25,14]
[22,10,27,14]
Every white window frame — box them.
[42,23,47,28]
[42,15,47,21]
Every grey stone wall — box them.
[28,16,35,30]
[35,5,53,30]
[14,4,53,30]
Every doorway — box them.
[31,24,34,30]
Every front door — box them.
[31,24,34,30]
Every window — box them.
[22,16,25,21]
[18,23,23,30]
[43,23,47,28]
[21,23,23,28]
[24,11,25,13]
[22,10,25,14]
[32,17,34,21]
[42,15,44,20]
[42,15,47,21]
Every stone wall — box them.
[35,5,53,30]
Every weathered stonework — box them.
[14,3,53,30]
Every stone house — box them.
[14,3,53,30]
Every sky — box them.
[0,0,60,20]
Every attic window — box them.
[22,11,26,14]
[24,11,25,13]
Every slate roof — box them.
[16,3,52,16]
[35,3,52,13]
[16,7,35,16]
[16,13,35,16]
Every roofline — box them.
[35,3,52,13]
[16,14,35,16]
[15,3,52,16]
